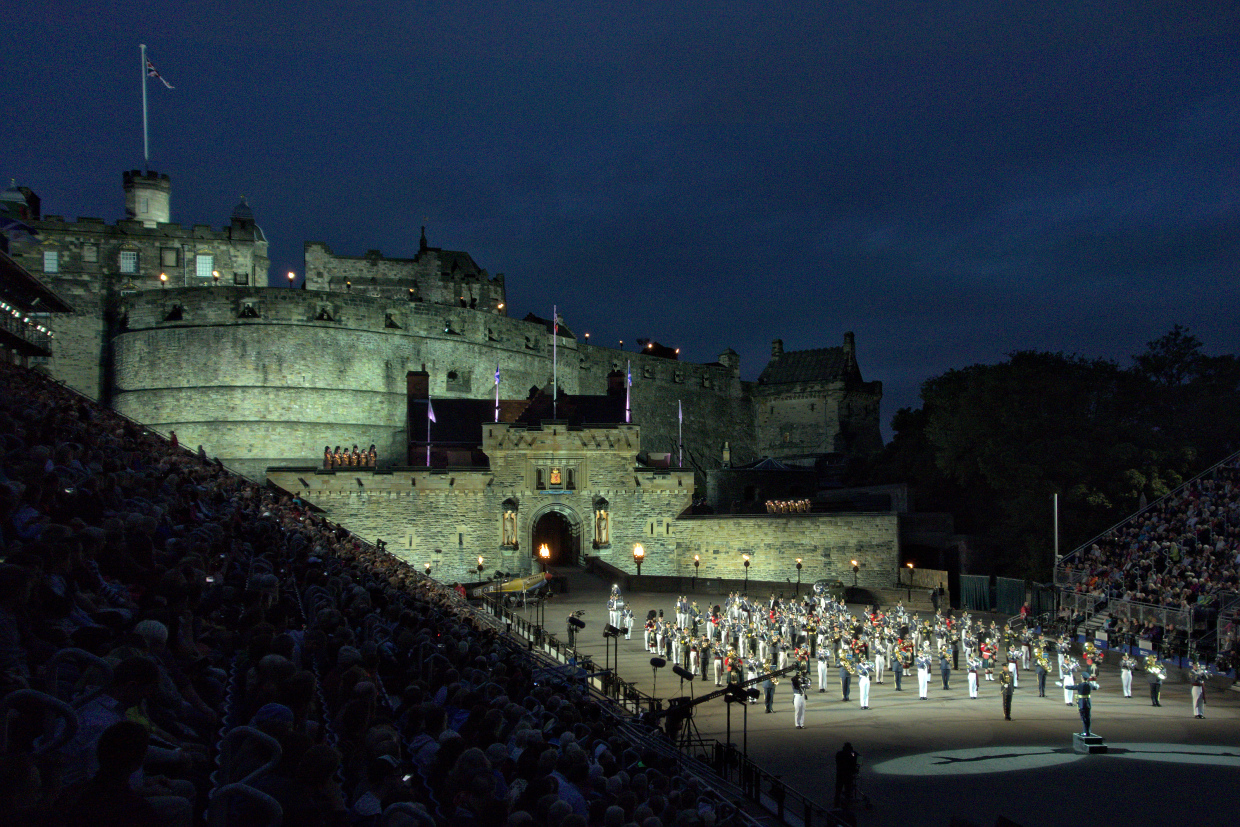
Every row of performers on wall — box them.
[323,444,379,469]
[609,588,1184,692]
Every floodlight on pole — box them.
[742,554,750,592]
[851,559,860,588]
[538,544,551,573]
[795,558,803,596]
[633,544,645,576]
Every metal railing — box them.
[478,591,663,715]
[473,591,844,825]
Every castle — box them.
[5,171,900,585]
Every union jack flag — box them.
[146,59,174,89]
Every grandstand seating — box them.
[0,359,736,826]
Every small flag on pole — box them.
[146,59,174,89]
[494,364,501,422]
[427,399,436,423]
[625,360,632,423]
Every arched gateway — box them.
[529,503,584,568]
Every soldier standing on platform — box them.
[1064,675,1099,735]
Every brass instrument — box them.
[1144,654,1167,680]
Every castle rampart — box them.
[113,286,760,479]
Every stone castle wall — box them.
[267,461,695,585]
[10,205,269,401]
[672,513,899,589]
[267,467,895,586]
[304,241,505,309]
[112,287,760,477]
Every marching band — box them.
[603,582,1214,730]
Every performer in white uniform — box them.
[792,675,807,728]
[1120,653,1135,698]
[858,660,873,709]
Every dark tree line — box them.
[863,326,1240,579]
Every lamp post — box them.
[159,272,167,288]
[213,270,220,286]
[906,562,914,600]
[795,558,803,596]
[424,562,432,579]
[851,559,860,588]
[693,555,700,590]
[633,544,645,576]
[742,554,750,592]
[477,556,484,579]
[287,270,295,287]
[538,544,550,574]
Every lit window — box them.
[119,251,138,274]
[43,251,59,273]
[195,254,214,279]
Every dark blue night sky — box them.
[7,2,1239,435]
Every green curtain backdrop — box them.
[1029,584,1056,619]
[961,575,991,611]
[996,577,1025,616]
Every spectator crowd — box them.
[1059,454,1240,660]
[0,359,737,827]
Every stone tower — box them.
[123,170,171,227]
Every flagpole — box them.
[494,364,500,423]
[426,398,432,466]
[552,305,558,419]
[678,400,683,467]
[625,360,631,423]
[140,44,149,172]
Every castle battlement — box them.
[6,168,880,484]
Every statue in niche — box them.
[550,467,562,487]
[502,510,517,547]
[594,510,609,546]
